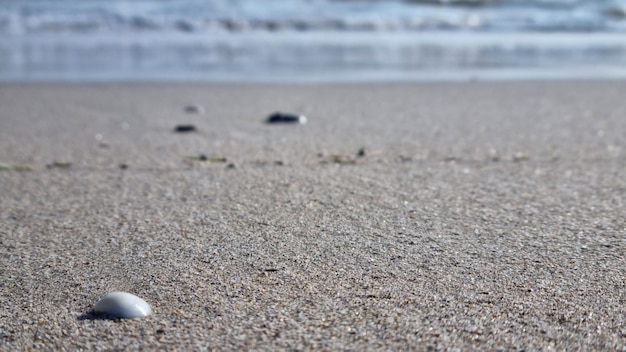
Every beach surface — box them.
[0,81,624,350]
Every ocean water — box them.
[2,0,626,82]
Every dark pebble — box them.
[266,112,307,124]
[119,164,129,170]
[174,125,197,133]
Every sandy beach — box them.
[0,81,624,350]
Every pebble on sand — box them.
[184,104,205,114]
[266,112,307,124]
[186,154,227,163]
[513,152,530,162]
[174,125,197,133]
[326,154,355,165]
[93,292,152,319]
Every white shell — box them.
[93,292,152,319]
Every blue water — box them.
[2,0,626,82]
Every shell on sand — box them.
[93,292,152,319]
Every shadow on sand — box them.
[77,311,121,321]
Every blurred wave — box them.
[2,0,626,81]
[2,0,626,34]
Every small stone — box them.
[513,152,529,162]
[174,125,197,133]
[119,164,129,170]
[93,292,152,319]
[328,155,355,165]
[184,104,205,114]
[186,155,227,163]
[357,148,366,157]
[266,112,307,124]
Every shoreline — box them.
[1,81,624,350]
[5,68,626,84]
[4,30,626,84]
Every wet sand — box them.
[0,82,624,350]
